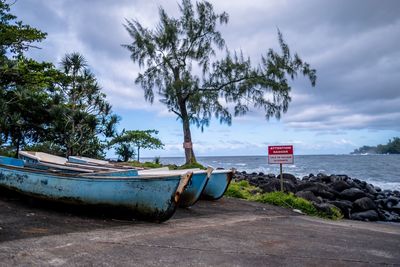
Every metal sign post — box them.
[280,163,283,192]
[268,145,294,192]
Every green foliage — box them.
[153,156,161,164]
[225,180,261,199]
[0,2,118,158]
[50,52,119,157]
[351,137,400,154]
[124,0,316,164]
[177,162,206,170]
[226,181,342,220]
[129,161,162,169]
[115,143,135,162]
[0,0,46,57]
[0,146,14,157]
[110,129,164,162]
[0,1,59,155]
[23,142,66,157]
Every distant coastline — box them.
[351,137,400,155]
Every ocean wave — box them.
[364,180,400,191]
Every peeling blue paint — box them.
[201,170,233,200]
[0,164,192,221]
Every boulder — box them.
[260,179,296,193]
[295,190,321,204]
[296,182,336,200]
[390,203,400,211]
[329,200,353,218]
[331,180,352,192]
[379,210,400,222]
[317,173,331,183]
[340,188,366,201]
[313,203,336,214]
[353,197,377,212]
[302,176,309,181]
[351,210,379,221]
[365,184,377,195]
[282,173,298,184]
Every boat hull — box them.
[0,164,191,222]
[178,172,209,208]
[201,170,233,200]
[138,168,212,208]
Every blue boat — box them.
[0,157,193,222]
[201,169,234,200]
[139,168,213,208]
[19,151,122,173]
[68,155,110,165]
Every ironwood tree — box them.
[125,0,316,164]
[51,52,119,158]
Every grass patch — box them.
[226,181,342,220]
[225,180,261,199]
[126,160,206,170]
[129,161,163,169]
[177,162,206,170]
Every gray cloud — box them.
[13,0,400,133]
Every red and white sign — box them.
[268,145,294,164]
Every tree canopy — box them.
[124,0,316,164]
[351,137,400,154]
[110,130,164,162]
[0,1,119,158]
[49,52,119,157]
[0,0,56,155]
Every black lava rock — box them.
[352,197,377,212]
[330,180,352,192]
[329,200,353,218]
[295,190,321,204]
[340,188,366,201]
[351,210,379,221]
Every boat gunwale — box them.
[0,163,189,181]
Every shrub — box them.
[226,181,343,220]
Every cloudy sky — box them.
[13,0,400,157]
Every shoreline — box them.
[154,154,400,191]
[233,171,400,223]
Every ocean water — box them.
[152,155,400,191]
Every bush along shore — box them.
[232,171,400,222]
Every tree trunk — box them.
[181,111,196,164]
[137,146,140,162]
[15,133,21,158]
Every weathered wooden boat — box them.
[0,157,193,222]
[18,151,123,173]
[68,155,132,169]
[201,169,234,200]
[68,155,110,165]
[139,167,213,208]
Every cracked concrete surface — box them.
[0,190,399,266]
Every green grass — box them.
[176,162,206,170]
[225,180,261,199]
[129,161,163,168]
[226,181,343,220]
[127,160,206,170]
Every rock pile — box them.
[233,171,400,222]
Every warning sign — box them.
[268,145,294,164]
